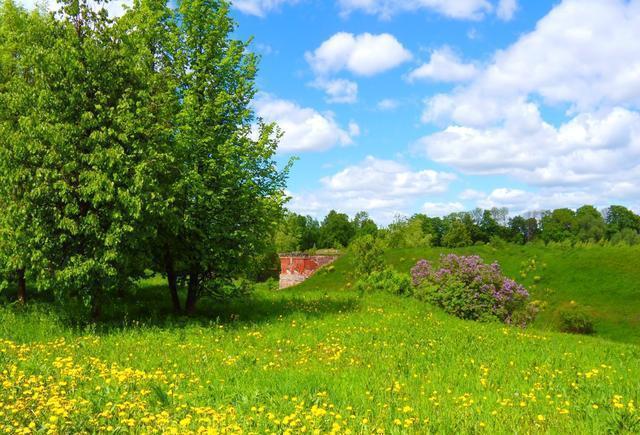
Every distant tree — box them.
[319,210,355,248]
[479,210,500,243]
[352,211,378,238]
[610,228,640,246]
[604,205,640,239]
[422,216,446,246]
[298,215,321,251]
[275,212,302,252]
[508,216,527,244]
[540,209,577,243]
[575,205,606,242]
[442,219,472,248]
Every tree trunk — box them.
[16,268,26,304]
[185,268,198,315]
[90,296,102,321]
[164,247,181,313]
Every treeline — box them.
[276,205,640,251]
[0,0,289,315]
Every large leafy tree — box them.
[0,1,56,302]
[165,0,289,313]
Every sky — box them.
[17,0,640,224]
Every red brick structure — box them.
[278,253,338,289]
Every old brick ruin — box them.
[278,253,338,289]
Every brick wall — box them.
[278,254,338,289]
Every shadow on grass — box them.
[79,282,360,334]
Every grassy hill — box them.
[1,247,639,433]
[304,244,640,345]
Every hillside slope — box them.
[300,244,640,344]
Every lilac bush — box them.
[410,254,533,325]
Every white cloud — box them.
[305,32,412,77]
[496,0,517,21]
[322,156,455,197]
[337,0,493,20]
[312,78,358,104]
[423,0,640,125]
[459,189,486,200]
[408,47,479,83]
[253,94,356,153]
[416,0,640,210]
[422,202,465,216]
[232,0,298,17]
[377,98,400,111]
[475,188,600,215]
[287,157,456,223]
[418,106,640,187]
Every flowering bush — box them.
[411,254,533,325]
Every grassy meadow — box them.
[1,244,640,433]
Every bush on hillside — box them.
[558,305,595,334]
[411,255,533,325]
[349,234,386,278]
[355,268,412,296]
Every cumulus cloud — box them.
[423,0,640,125]
[416,0,640,210]
[305,32,412,77]
[496,0,517,21]
[287,157,456,222]
[377,99,400,111]
[312,79,359,104]
[253,94,357,153]
[337,0,493,20]
[232,0,298,17]
[407,47,479,83]
[422,202,465,216]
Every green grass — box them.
[1,245,640,434]
[306,243,640,344]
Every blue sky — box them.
[17,0,640,224]
[225,0,640,224]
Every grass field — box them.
[1,244,639,433]
[304,244,640,345]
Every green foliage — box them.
[349,234,385,278]
[354,267,412,296]
[319,210,355,249]
[441,219,472,247]
[610,228,640,246]
[0,0,289,314]
[383,215,432,249]
[558,304,595,335]
[540,208,577,243]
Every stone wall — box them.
[278,254,338,289]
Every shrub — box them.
[558,305,595,334]
[410,255,533,325]
[349,235,386,278]
[355,268,412,296]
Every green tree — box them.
[540,209,577,243]
[442,219,472,247]
[164,0,290,313]
[604,205,640,239]
[352,211,378,238]
[319,210,355,248]
[575,205,606,242]
[0,1,55,303]
[349,234,385,278]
